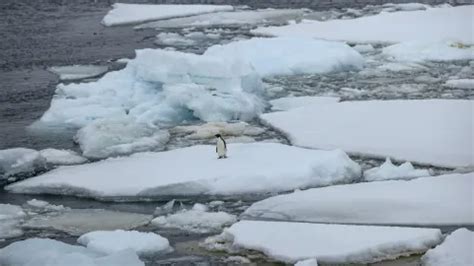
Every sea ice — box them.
[421,228,474,266]
[352,44,374,53]
[102,3,233,26]
[243,172,474,226]
[0,148,47,181]
[296,258,318,266]
[171,121,264,140]
[260,99,473,168]
[444,79,474,90]
[6,143,361,199]
[383,41,474,62]
[78,230,172,255]
[364,158,431,181]
[25,199,67,212]
[48,65,108,81]
[208,220,442,264]
[155,32,195,46]
[0,204,25,239]
[39,148,87,165]
[0,238,144,266]
[269,96,340,111]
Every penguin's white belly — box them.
[217,139,226,156]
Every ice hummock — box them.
[261,99,473,168]
[6,143,361,199]
[364,158,431,181]
[204,37,364,77]
[48,65,108,81]
[0,148,47,181]
[205,220,442,264]
[0,204,25,239]
[421,228,474,266]
[243,172,474,226]
[77,230,172,255]
[0,238,144,266]
[102,3,233,26]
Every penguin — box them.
[215,134,227,159]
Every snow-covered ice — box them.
[0,238,144,266]
[152,203,236,233]
[0,148,47,181]
[39,148,87,165]
[155,32,195,46]
[22,209,152,235]
[243,172,474,226]
[295,258,318,266]
[78,230,172,255]
[252,6,473,44]
[6,143,361,198]
[422,228,474,266]
[102,3,233,26]
[269,96,340,111]
[261,99,473,168]
[48,65,108,81]
[171,121,264,140]
[444,79,474,90]
[74,117,170,159]
[364,158,431,181]
[352,44,374,53]
[383,41,474,62]
[25,199,67,212]
[0,204,25,239]
[204,37,364,77]
[136,9,305,29]
[208,220,442,264]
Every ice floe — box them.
[204,37,364,77]
[295,258,318,266]
[102,3,233,26]
[261,99,473,168]
[39,148,87,165]
[137,9,305,29]
[171,121,264,140]
[269,96,340,111]
[383,41,474,62]
[243,172,474,226]
[0,148,47,181]
[352,44,374,53]
[48,65,108,81]
[364,158,431,181]
[0,238,144,266]
[206,220,442,264]
[252,6,473,44]
[155,32,196,46]
[6,143,361,199]
[78,230,172,255]
[25,199,67,212]
[444,79,474,90]
[152,203,236,233]
[0,204,25,239]
[421,228,474,266]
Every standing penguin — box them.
[215,134,227,159]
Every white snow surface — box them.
[422,228,474,266]
[383,41,474,62]
[6,143,361,198]
[260,99,473,168]
[152,204,237,233]
[252,6,473,44]
[78,230,172,255]
[295,258,318,266]
[0,148,47,180]
[243,172,474,226]
[364,158,431,181]
[0,204,25,239]
[0,238,144,266]
[48,65,108,81]
[204,37,364,76]
[444,79,474,90]
[215,220,442,264]
[269,96,340,111]
[39,148,87,165]
[102,3,233,26]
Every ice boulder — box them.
[6,143,361,199]
[363,158,431,181]
[0,204,25,239]
[0,148,47,181]
[205,220,442,264]
[77,230,172,255]
[421,228,474,266]
[204,37,364,77]
[243,172,474,226]
[0,238,144,266]
[39,148,87,165]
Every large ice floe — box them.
[102,3,233,26]
[252,6,473,44]
[421,228,474,266]
[243,172,474,226]
[363,158,431,182]
[261,99,473,168]
[0,238,144,266]
[0,204,25,240]
[77,230,172,255]
[205,220,442,264]
[6,143,361,199]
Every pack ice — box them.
[207,220,442,264]
[5,143,361,199]
[0,204,25,239]
[243,172,474,226]
[102,3,233,26]
[261,99,473,168]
